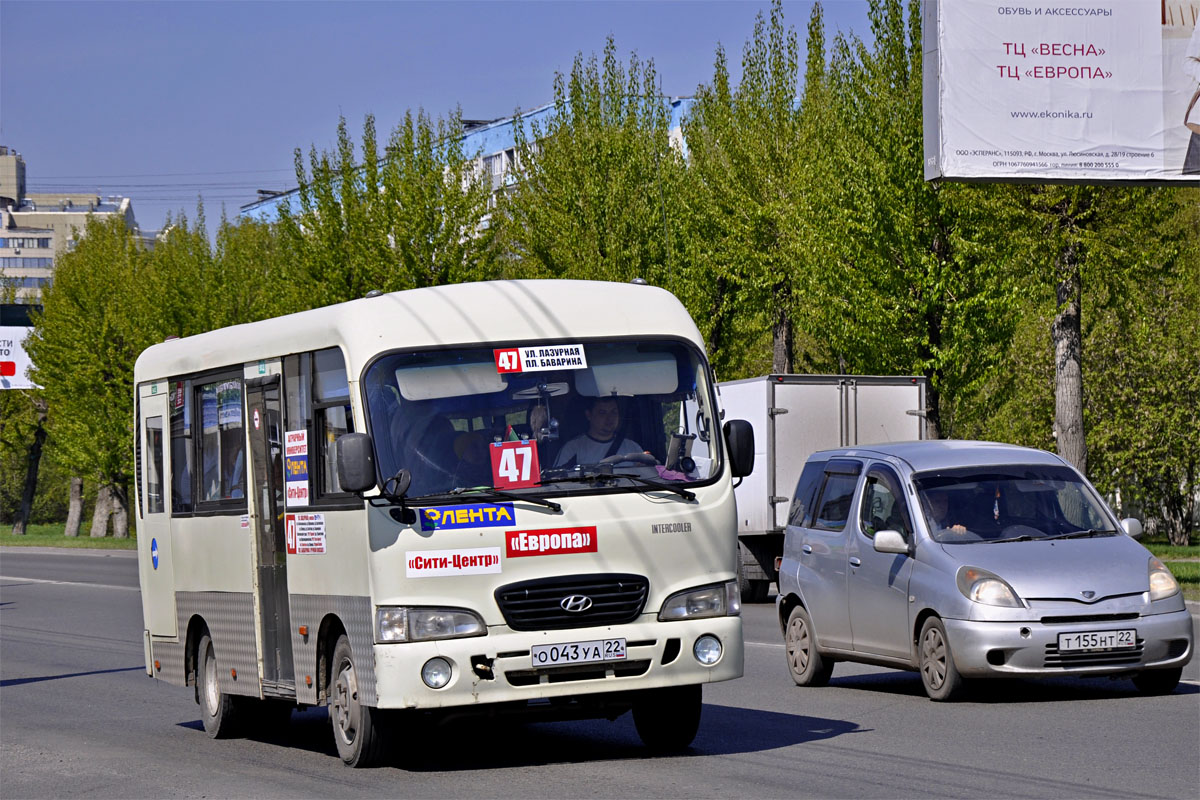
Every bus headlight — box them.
[422,657,453,689]
[658,581,741,621]
[375,607,486,643]
[693,634,723,665]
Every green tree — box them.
[803,0,1020,437]
[499,37,688,291]
[682,0,814,377]
[277,110,494,310]
[24,216,152,537]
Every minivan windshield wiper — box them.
[984,534,1038,544]
[434,486,562,513]
[539,471,695,501]
[1043,528,1118,541]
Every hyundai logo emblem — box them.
[1080,590,1095,599]
[560,595,593,613]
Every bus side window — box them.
[313,348,353,496]
[285,348,355,503]
[145,416,165,514]
[170,380,193,514]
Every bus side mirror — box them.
[336,433,377,493]
[723,419,754,478]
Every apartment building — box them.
[0,146,137,301]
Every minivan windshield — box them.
[363,339,720,500]
[913,464,1114,544]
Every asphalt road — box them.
[1,548,1197,799]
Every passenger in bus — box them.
[554,396,646,468]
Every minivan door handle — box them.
[802,544,813,555]
[848,556,862,567]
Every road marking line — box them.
[746,640,785,649]
[0,575,138,592]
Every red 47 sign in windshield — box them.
[490,440,540,489]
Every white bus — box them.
[133,279,753,766]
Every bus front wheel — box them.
[632,683,702,752]
[197,633,242,738]
[330,634,386,767]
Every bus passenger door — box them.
[138,383,176,637]
[246,376,294,687]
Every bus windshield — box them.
[363,339,721,499]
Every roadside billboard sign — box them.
[924,0,1200,183]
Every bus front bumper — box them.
[372,614,744,710]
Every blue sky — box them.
[1,1,871,233]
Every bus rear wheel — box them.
[330,634,386,767]
[197,633,242,738]
[632,683,702,752]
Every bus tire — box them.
[632,684,702,752]
[197,633,242,739]
[330,634,386,767]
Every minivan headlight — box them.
[658,581,741,621]
[1148,557,1180,601]
[375,606,486,643]
[956,566,1023,608]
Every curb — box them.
[1187,600,1200,620]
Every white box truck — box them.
[717,374,927,601]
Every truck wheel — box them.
[919,617,965,701]
[632,684,702,752]
[737,542,771,603]
[197,633,243,738]
[330,634,387,767]
[785,606,833,686]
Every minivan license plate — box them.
[1057,628,1136,653]
[531,638,627,667]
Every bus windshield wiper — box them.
[1044,528,1117,541]
[599,473,696,501]
[539,471,694,501]
[442,486,562,513]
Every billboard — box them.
[0,304,38,390]
[924,0,1200,183]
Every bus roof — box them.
[133,279,705,383]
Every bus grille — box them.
[495,573,649,631]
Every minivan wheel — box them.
[1132,667,1182,696]
[919,617,965,701]
[785,605,833,687]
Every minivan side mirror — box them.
[723,419,754,478]
[873,529,910,555]
[1119,518,1143,540]
[336,432,377,493]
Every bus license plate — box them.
[531,638,627,667]
[1057,628,1136,653]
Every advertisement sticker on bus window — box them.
[490,440,540,490]
[493,344,588,374]
[506,526,598,558]
[285,429,309,507]
[285,513,326,555]
[405,547,502,578]
[419,503,515,532]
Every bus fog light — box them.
[693,635,722,665]
[422,657,452,689]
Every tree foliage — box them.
[802,0,1021,437]
[501,36,687,291]
[682,0,812,377]
[276,111,495,310]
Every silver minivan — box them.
[776,440,1193,700]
